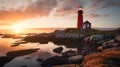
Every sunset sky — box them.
[0,0,120,29]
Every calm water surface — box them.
[0,28,71,67]
[0,37,70,67]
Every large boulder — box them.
[89,34,105,42]
[0,56,14,67]
[111,43,120,47]
[84,34,105,43]
[6,48,39,57]
[41,56,68,67]
[68,55,84,64]
[102,39,115,46]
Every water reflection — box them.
[0,37,69,67]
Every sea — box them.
[0,28,69,67]
[0,28,65,34]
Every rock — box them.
[23,33,50,43]
[6,48,39,57]
[102,39,115,46]
[41,56,68,67]
[21,65,27,67]
[89,34,105,42]
[0,56,14,67]
[69,55,83,61]
[68,55,84,64]
[61,50,77,58]
[97,39,112,45]
[36,58,43,62]
[84,34,105,43]
[84,37,90,43]
[11,43,20,47]
[97,46,103,50]
[115,34,120,42]
[53,47,63,54]
[103,45,113,50]
[25,57,31,59]
[82,50,97,56]
[111,43,119,47]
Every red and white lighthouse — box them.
[77,7,83,29]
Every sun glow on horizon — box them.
[11,21,27,33]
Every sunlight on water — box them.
[0,37,69,67]
[0,28,64,34]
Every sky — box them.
[0,0,120,29]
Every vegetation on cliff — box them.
[83,48,120,67]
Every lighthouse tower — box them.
[77,7,83,29]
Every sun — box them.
[11,22,26,34]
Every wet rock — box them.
[6,48,39,57]
[53,47,63,54]
[41,56,68,67]
[68,55,84,64]
[36,58,43,62]
[0,56,14,67]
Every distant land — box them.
[0,27,119,34]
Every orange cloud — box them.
[0,0,57,23]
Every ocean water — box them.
[0,28,70,67]
[0,28,64,34]
[0,37,70,67]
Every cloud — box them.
[53,0,86,16]
[90,0,120,10]
[0,0,86,23]
[0,0,119,26]
[87,13,110,18]
[24,0,57,17]
[0,9,25,22]
[0,0,57,23]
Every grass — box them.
[83,48,120,67]
[53,64,80,67]
[63,28,119,35]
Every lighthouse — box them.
[77,7,83,29]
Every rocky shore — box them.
[18,28,120,67]
[2,28,119,67]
